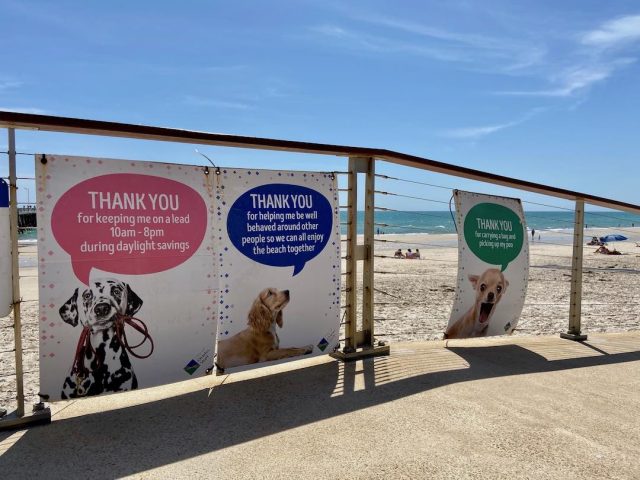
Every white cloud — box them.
[203,65,249,74]
[441,108,544,139]
[442,122,518,139]
[311,11,637,102]
[495,14,640,97]
[581,14,640,49]
[356,15,497,46]
[309,24,481,63]
[497,57,635,97]
[183,95,251,110]
[502,47,548,72]
[0,80,22,91]
[0,107,46,114]
[312,24,347,38]
[310,13,546,72]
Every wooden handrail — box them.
[1,110,639,213]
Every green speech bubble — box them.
[463,202,524,271]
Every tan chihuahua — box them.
[445,268,508,339]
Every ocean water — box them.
[339,210,640,236]
[17,210,640,241]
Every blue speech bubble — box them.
[0,179,8,207]
[227,183,333,276]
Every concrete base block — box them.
[330,344,390,362]
[0,407,51,431]
[560,332,588,342]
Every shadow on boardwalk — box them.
[1,333,639,478]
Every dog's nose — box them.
[283,290,290,299]
[487,292,495,302]
[94,303,111,317]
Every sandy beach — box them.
[368,228,640,342]
[2,229,640,411]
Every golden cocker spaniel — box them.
[216,288,313,371]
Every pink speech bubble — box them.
[51,174,207,285]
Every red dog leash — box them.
[70,315,154,394]
[115,314,154,359]
[71,326,94,382]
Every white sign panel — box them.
[214,168,340,374]
[0,179,11,317]
[37,155,216,400]
[445,190,529,339]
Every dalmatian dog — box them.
[59,278,144,399]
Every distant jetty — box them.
[18,206,36,233]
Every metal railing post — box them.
[344,157,358,353]
[1,128,51,431]
[8,128,25,417]
[561,198,587,341]
[361,157,374,346]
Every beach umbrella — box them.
[599,234,628,243]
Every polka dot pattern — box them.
[214,168,341,367]
[36,155,217,400]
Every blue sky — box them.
[1,0,640,211]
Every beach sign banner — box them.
[0,179,11,317]
[36,155,216,401]
[445,190,529,339]
[213,168,341,374]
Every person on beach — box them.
[531,229,535,241]
[394,249,404,258]
[414,248,421,259]
[595,245,620,255]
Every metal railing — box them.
[1,110,640,428]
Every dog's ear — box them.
[248,301,272,331]
[275,310,283,328]
[59,288,79,327]
[502,279,509,293]
[125,284,143,316]
[468,274,479,289]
